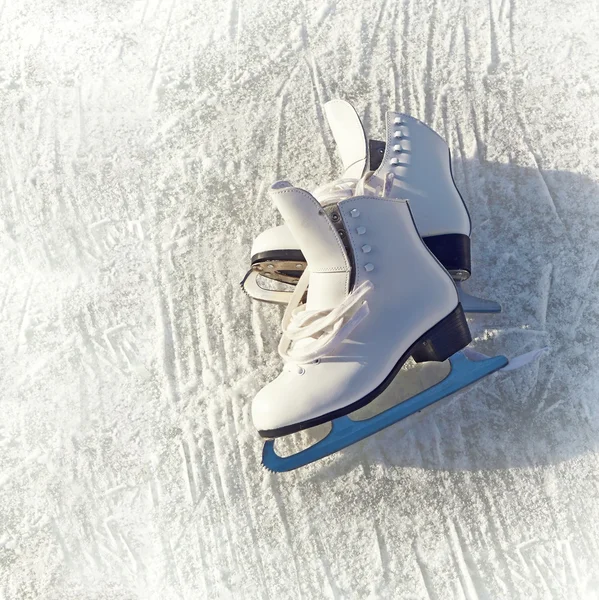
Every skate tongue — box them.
[323,100,368,179]
[269,182,351,311]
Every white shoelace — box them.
[312,169,393,204]
[312,177,359,204]
[278,269,373,366]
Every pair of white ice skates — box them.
[243,100,516,473]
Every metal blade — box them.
[456,282,501,314]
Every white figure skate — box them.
[253,182,509,472]
[241,102,500,313]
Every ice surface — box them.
[1,0,599,598]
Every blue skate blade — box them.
[456,283,501,314]
[261,351,508,473]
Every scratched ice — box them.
[0,1,598,598]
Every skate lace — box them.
[312,177,358,204]
[278,269,373,367]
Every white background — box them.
[1,0,599,598]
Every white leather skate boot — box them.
[242,108,500,313]
[252,182,509,472]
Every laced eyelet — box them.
[313,359,321,365]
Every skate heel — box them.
[411,304,472,363]
[423,234,471,281]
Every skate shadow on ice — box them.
[268,160,599,477]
